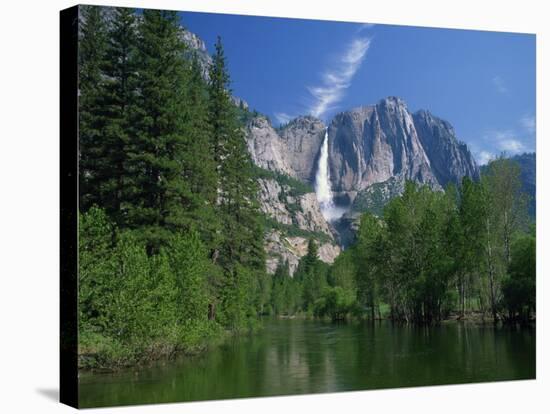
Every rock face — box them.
[244,96,480,272]
[329,97,440,199]
[413,110,479,187]
[179,29,212,80]
[279,116,326,184]
[327,97,479,202]
[246,115,326,182]
[246,117,296,177]
[257,176,340,275]
[246,115,340,275]
[257,178,332,235]
[264,231,340,275]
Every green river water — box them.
[79,318,535,407]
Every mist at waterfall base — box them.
[315,129,347,222]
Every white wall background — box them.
[0,0,547,412]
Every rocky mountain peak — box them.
[328,97,440,201]
[245,96,480,258]
[378,95,408,111]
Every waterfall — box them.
[315,128,345,222]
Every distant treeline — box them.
[78,7,271,368]
[270,160,535,325]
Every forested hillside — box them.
[78,6,270,368]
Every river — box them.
[79,318,535,407]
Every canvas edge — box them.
[60,4,79,409]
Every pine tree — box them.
[79,5,108,210]
[127,9,191,250]
[208,36,265,328]
[98,7,138,223]
[179,56,220,252]
[300,239,326,310]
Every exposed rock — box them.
[318,243,341,264]
[245,97,481,269]
[179,28,212,81]
[351,175,406,216]
[231,96,249,110]
[328,97,440,199]
[246,114,326,183]
[246,117,296,177]
[279,116,326,184]
[265,231,302,275]
[257,176,340,274]
[257,178,293,226]
[295,193,332,235]
[264,231,340,275]
[413,110,479,186]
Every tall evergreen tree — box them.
[79,6,108,210]
[98,7,138,223]
[127,10,191,250]
[179,56,220,251]
[208,36,265,328]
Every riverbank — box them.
[78,322,226,372]
[78,319,265,372]
[276,310,536,325]
[78,318,535,407]
[79,311,534,372]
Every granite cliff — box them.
[245,97,480,258]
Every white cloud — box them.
[307,37,371,119]
[274,112,294,124]
[476,150,495,165]
[494,131,526,153]
[482,129,530,157]
[357,23,375,32]
[492,75,508,94]
[499,138,525,153]
[520,114,536,134]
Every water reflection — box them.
[79,319,535,407]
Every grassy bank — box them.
[78,321,225,371]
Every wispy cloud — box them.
[492,75,508,94]
[307,36,372,119]
[476,150,495,165]
[274,112,294,124]
[520,114,536,134]
[473,120,535,165]
[483,129,530,155]
[357,23,376,33]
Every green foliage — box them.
[166,232,209,326]
[79,209,223,368]
[351,177,403,215]
[314,287,357,321]
[79,6,109,211]
[501,229,536,322]
[208,36,266,331]
[260,214,332,244]
[270,261,302,316]
[252,166,314,196]
[78,8,269,367]
[349,167,534,324]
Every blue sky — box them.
[180,12,536,164]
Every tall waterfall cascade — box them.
[315,128,345,222]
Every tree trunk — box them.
[486,235,498,322]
